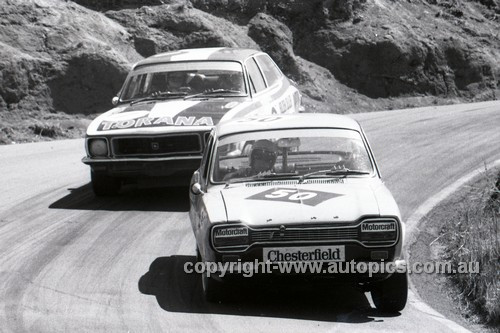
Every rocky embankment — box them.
[0,0,499,143]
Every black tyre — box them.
[201,271,226,303]
[196,247,202,263]
[371,272,408,312]
[91,170,121,196]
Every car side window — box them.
[255,54,282,87]
[245,58,267,93]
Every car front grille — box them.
[251,228,359,242]
[212,219,399,252]
[112,133,207,157]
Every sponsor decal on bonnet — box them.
[246,188,343,206]
[98,116,214,131]
[97,99,235,131]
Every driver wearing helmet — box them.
[166,71,186,92]
[223,139,277,180]
[248,140,277,175]
[219,72,244,91]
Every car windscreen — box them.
[120,61,246,101]
[212,128,375,183]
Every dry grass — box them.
[440,168,500,326]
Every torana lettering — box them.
[98,116,214,130]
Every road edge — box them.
[403,158,500,333]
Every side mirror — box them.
[192,170,200,183]
[111,96,119,106]
[191,183,204,195]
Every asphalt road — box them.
[1,100,499,332]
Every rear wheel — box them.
[91,170,121,196]
[371,272,408,312]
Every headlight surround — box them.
[88,138,109,157]
[359,219,398,244]
[212,225,250,249]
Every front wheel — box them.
[91,170,121,196]
[371,272,408,312]
[201,271,226,303]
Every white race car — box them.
[82,47,302,195]
[189,114,408,312]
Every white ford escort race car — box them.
[189,114,407,312]
[82,47,302,195]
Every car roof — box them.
[216,113,362,137]
[133,47,262,69]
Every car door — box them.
[254,54,301,114]
[189,132,215,236]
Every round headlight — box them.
[89,139,108,157]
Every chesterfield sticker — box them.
[246,188,343,206]
[264,245,345,262]
[98,116,214,131]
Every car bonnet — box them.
[220,180,381,225]
[86,98,250,135]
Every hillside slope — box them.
[0,0,499,143]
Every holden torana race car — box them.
[189,114,408,312]
[82,47,302,195]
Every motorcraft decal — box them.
[214,227,248,238]
[361,222,396,232]
[246,188,343,206]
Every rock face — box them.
[248,13,300,79]
[191,0,499,100]
[0,0,141,116]
[291,1,499,100]
[105,2,259,58]
[0,0,499,143]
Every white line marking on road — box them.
[406,159,500,240]
[405,158,500,333]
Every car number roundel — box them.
[246,188,343,206]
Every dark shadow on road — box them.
[49,184,190,212]
[139,255,402,323]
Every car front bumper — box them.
[202,242,405,283]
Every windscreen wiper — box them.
[184,89,245,100]
[253,172,300,179]
[224,172,299,188]
[130,91,188,105]
[300,168,370,181]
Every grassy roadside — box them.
[439,169,499,327]
[410,167,499,332]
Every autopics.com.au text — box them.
[183,260,480,278]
